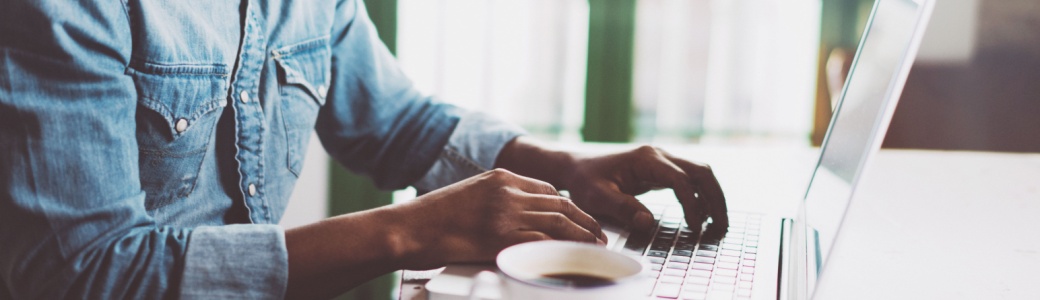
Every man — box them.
[0,0,727,299]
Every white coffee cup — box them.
[483,240,645,300]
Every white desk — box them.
[401,146,1040,299]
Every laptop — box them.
[425,0,935,298]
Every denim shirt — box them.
[0,0,523,298]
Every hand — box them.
[394,169,606,269]
[561,146,729,237]
[495,138,728,238]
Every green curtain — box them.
[583,0,638,143]
[329,1,397,300]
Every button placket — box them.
[229,1,270,223]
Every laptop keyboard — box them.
[621,205,762,300]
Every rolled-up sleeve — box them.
[180,226,287,299]
[0,2,287,299]
[316,0,526,192]
[412,112,527,193]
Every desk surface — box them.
[401,146,1040,299]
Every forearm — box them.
[494,136,579,190]
[285,204,417,299]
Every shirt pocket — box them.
[127,61,229,211]
[273,37,331,176]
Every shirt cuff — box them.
[412,112,527,193]
[180,224,288,299]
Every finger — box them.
[520,195,607,242]
[517,212,605,245]
[628,147,706,230]
[586,184,655,234]
[507,231,552,245]
[659,151,729,232]
[485,168,559,196]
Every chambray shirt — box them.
[0,0,524,298]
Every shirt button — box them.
[240,91,250,103]
[317,85,327,98]
[175,119,188,133]
[248,184,257,196]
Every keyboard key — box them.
[743,260,756,267]
[648,250,668,258]
[693,256,716,264]
[744,254,757,260]
[684,284,709,293]
[675,243,696,251]
[695,250,717,257]
[661,276,684,284]
[663,269,686,277]
[651,264,663,271]
[649,271,661,278]
[673,250,695,257]
[719,250,741,257]
[737,282,753,289]
[647,257,666,264]
[717,262,739,270]
[691,263,713,271]
[706,291,734,300]
[667,262,689,270]
[625,236,651,252]
[669,256,692,263]
[714,276,737,284]
[721,244,742,251]
[736,289,752,298]
[686,276,710,285]
[745,248,758,254]
[651,244,671,252]
[741,267,755,274]
[682,291,707,300]
[655,283,681,299]
[712,283,736,292]
[688,269,712,278]
[718,256,739,264]
[740,274,754,282]
[699,244,720,252]
[715,269,738,277]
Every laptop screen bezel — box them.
[786,0,936,298]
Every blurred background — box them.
[279,0,1040,299]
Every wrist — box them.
[376,204,426,268]
[494,136,580,190]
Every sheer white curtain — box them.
[398,0,820,145]
[397,0,590,141]
[634,0,821,145]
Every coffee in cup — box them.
[492,240,646,299]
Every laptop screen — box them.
[801,0,929,282]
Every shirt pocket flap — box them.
[273,36,331,106]
[126,61,230,139]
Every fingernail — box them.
[597,238,607,246]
